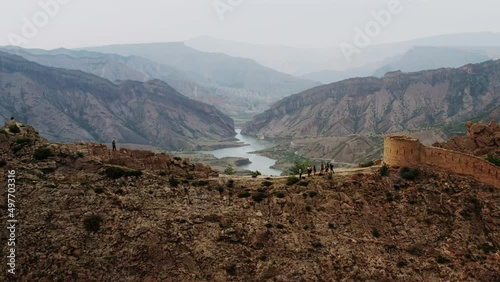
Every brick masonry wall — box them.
[384,136,500,188]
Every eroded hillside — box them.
[0,124,498,282]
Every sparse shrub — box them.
[308,191,318,198]
[264,223,273,228]
[193,180,209,187]
[225,264,237,276]
[327,172,333,180]
[371,228,380,238]
[16,138,31,145]
[305,206,312,212]
[407,244,423,256]
[217,185,224,193]
[275,192,285,198]
[251,170,262,178]
[486,153,500,166]
[224,165,235,175]
[0,160,6,167]
[159,171,167,176]
[169,177,180,187]
[83,214,102,233]
[0,129,6,134]
[76,151,85,158]
[299,181,309,187]
[286,176,300,185]
[379,164,390,177]
[275,223,285,229]
[115,189,125,195]
[359,160,375,168]
[311,241,323,248]
[252,192,267,203]
[94,187,104,194]
[238,191,251,198]
[186,175,194,180]
[399,167,420,180]
[436,255,452,264]
[328,223,335,229]
[33,148,52,160]
[12,145,24,154]
[105,167,142,179]
[408,198,417,205]
[227,179,235,188]
[8,124,20,133]
[481,243,497,254]
[386,192,394,202]
[173,156,182,161]
[261,181,273,187]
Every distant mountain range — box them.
[0,51,235,149]
[243,59,500,138]
[187,33,500,82]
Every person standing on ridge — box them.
[298,168,303,180]
[313,165,317,176]
[112,139,117,152]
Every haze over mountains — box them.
[0,51,235,149]
[187,33,500,83]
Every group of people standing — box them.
[298,160,334,179]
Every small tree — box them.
[8,124,20,133]
[224,164,235,175]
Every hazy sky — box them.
[1,0,498,49]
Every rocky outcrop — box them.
[0,51,235,150]
[436,120,500,156]
[243,60,500,138]
[0,124,499,281]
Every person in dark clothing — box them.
[112,139,117,151]
[313,165,317,176]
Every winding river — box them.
[199,129,282,176]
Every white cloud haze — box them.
[0,0,499,49]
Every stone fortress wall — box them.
[384,136,500,188]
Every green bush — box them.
[105,166,142,179]
[261,181,273,187]
[486,153,500,166]
[252,192,267,203]
[193,180,209,187]
[173,156,182,161]
[327,172,333,180]
[169,177,180,187]
[33,148,52,160]
[275,192,286,198]
[12,144,25,154]
[299,181,309,187]
[407,244,423,256]
[359,160,375,168]
[308,191,318,198]
[76,151,85,158]
[399,167,420,180]
[94,187,104,194]
[227,179,235,188]
[0,129,6,134]
[379,164,390,177]
[224,165,235,175]
[83,214,103,233]
[186,174,194,180]
[275,223,285,229]
[264,223,273,228]
[372,228,381,238]
[8,124,20,133]
[435,255,452,264]
[286,176,300,185]
[225,264,237,276]
[16,138,31,145]
[251,170,262,178]
[305,206,312,212]
[159,171,167,176]
[217,186,224,193]
[238,191,251,198]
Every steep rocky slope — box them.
[0,51,235,149]
[0,124,498,281]
[83,42,319,99]
[1,47,274,116]
[435,121,500,156]
[243,60,500,138]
